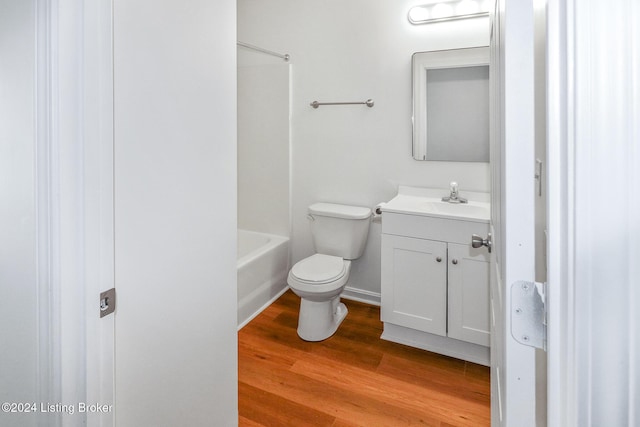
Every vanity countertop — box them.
[382,186,490,223]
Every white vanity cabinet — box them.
[379,187,491,365]
[446,242,490,346]
[381,234,448,336]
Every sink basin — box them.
[422,201,490,220]
[381,186,490,223]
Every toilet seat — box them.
[288,254,351,295]
[291,254,346,284]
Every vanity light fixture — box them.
[408,0,490,24]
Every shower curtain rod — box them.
[237,41,290,62]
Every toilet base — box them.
[297,296,348,342]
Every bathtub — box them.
[237,229,290,329]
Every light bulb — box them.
[408,6,430,23]
[431,3,454,20]
[456,0,480,15]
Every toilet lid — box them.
[291,254,346,283]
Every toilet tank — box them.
[308,203,371,260]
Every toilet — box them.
[287,202,371,341]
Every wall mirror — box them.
[412,46,490,162]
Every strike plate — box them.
[511,281,546,350]
[100,288,116,318]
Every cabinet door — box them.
[448,242,490,346]
[381,234,447,336]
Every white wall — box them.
[113,0,237,425]
[237,50,290,237]
[238,0,490,299]
[0,2,38,426]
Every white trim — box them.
[55,1,88,423]
[35,2,58,425]
[82,0,115,425]
[341,286,381,306]
[546,0,577,425]
[547,0,640,424]
[238,286,289,330]
[381,323,490,366]
[35,1,115,425]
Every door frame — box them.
[36,0,115,425]
[546,0,640,424]
[546,0,576,424]
[81,0,116,425]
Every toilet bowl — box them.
[287,203,371,341]
[288,254,351,341]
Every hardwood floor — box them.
[238,290,490,427]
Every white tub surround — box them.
[237,229,289,329]
[236,46,291,329]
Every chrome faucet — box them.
[442,181,467,204]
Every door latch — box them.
[100,288,116,318]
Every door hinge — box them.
[511,281,546,350]
[100,288,116,318]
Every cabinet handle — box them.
[452,259,458,265]
[436,256,442,262]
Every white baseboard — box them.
[341,286,381,306]
[237,285,289,331]
[381,322,490,366]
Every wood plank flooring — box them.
[238,290,490,427]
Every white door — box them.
[490,0,547,426]
[79,0,241,425]
[112,1,238,425]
